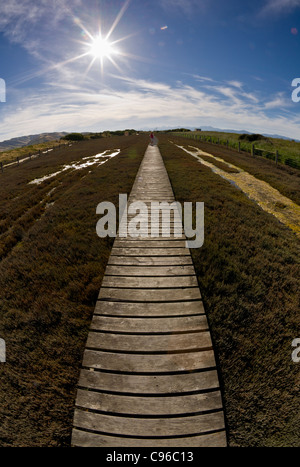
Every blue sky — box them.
[0,0,300,140]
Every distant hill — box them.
[0,132,68,151]
[154,126,297,141]
[199,127,298,141]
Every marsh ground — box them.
[0,133,299,446]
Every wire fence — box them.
[173,132,300,170]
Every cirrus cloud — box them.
[260,0,300,15]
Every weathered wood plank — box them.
[108,256,193,266]
[98,287,201,302]
[111,248,189,256]
[101,275,198,288]
[78,368,220,394]
[105,265,195,276]
[82,349,216,372]
[90,315,209,333]
[75,389,223,415]
[73,409,225,437]
[86,331,212,352]
[94,300,206,316]
[113,240,187,248]
[71,428,227,447]
[108,254,193,266]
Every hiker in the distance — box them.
[150,132,154,146]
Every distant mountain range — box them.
[0,132,68,151]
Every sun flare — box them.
[89,35,115,60]
[52,0,145,78]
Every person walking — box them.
[150,132,154,146]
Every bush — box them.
[63,133,85,141]
[239,133,266,142]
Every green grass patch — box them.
[0,140,71,165]
[169,135,300,206]
[177,130,300,170]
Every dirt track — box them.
[176,144,300,238]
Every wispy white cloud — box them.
[1,73,299,140]
[192,74,216,83]
[227,80,244,89]
[0,0,82,57]
[263,92,293,109]
[160,0,208,17]
[260,0,300,15]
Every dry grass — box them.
[0,135,148,446]
[159,135,300,447]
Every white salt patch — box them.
[29,149,120,185]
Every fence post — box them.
[17,157,19,165]
[238,142,241,153]
[275,150,278,164]
[251,144,255,157]
[0,162,3,173]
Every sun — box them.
[50,0,146,79]
[88,35,115,60]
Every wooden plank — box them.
[117,234,187,241]
[101,275,198,288]
[119,222,183,226]
[128,194,175,200]
[75,389,223,415]
[123,219,183,224]
[94,300,206,316]
[73,409,225,437]
[108,256,193,266]
[111,248,189,257]
[98,287,202,302]
[113,240,186,248]
[116,234,185,241]
[86,331,212,352]
[71,428,227,447]
[90,315,209,333]
[105,265,196,276]
[82,349,216,372]
[78,368,220,394]
[125,212,182,217]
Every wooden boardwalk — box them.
[71,145,227,447]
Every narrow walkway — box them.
[71,145,227,447]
